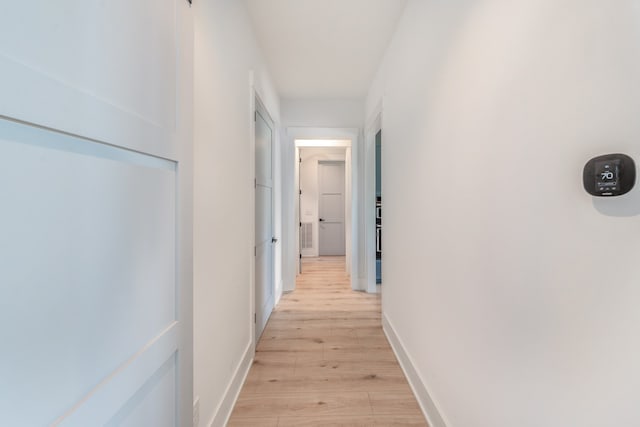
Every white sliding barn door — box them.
[0,1,193,426]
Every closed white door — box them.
[255,99,275,341]
[0,1,192,426]
[318,161,346,256]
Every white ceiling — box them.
[246,0,408,99]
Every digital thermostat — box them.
[583,153,636,197]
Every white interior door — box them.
[0,1,193,426]
[318,161,346,256]
[255,99,275,341]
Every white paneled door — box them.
[255,99,275,342]
[0,1,193,426]
[318,161,346,256]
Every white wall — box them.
[193,1,280,425]
[299,148,347,257]
[0,1,193,426]
[282,98,364,128]
[368,1,640,427]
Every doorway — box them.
[255,97,275,341]
[285,129,361,293]
[296,142,352,275]
[296,147,351,262]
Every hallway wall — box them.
[367,1,640,427]
[194,1,280,425]
[282,98,364,128]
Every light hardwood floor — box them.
[228,257,428,427]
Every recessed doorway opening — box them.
[295,139,353,281]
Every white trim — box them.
[365,100,383,132]
[175,5,194,425]
[359,277,368,292]
[249,71,258,351]
[364,103,383,294]
[208,341,253,427]
[275,279,284,305]
[296,139,351,147]
[383,314,449,427]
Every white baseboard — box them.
[383,314,448,427]
[275,279,284,305]
[208,341,253,427]
[359,277,369,292]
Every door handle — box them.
[319,218,325,222]
[272,237,278,243]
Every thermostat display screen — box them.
[595,159,620,190]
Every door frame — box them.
[297,141,351,270]
[365,104,382,293]
[284,127,362,292]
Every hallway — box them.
[228,257,427,426]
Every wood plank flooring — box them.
[228,257,428,426]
